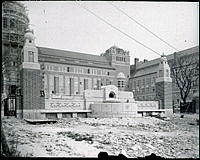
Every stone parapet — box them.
[91,102,138,118]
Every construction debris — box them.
[1,113,199,158]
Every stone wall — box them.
[21,69,45,119]
[84,89,104,110]
[45,98,84,110]
[136,101,159,111]
[155,81,172,112]
[118,91,134,102]
[91,102,138,118]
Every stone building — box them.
[2,2,198,118]
[39,44,130,99]
[129,46,199,113]
[7,29,131,119]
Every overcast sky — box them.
[21,1,199,64]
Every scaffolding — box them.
[2,1,29,96]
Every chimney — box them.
[134,58,139,65]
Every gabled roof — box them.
[136,46,199,70]
[133,46,199,78]
[37,46,115,70]
[134,65,158,78]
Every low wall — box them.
[91,102,138,118]
[45,98,85,110]
[118,91,134,103]
[136,101,159,111]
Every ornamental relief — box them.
[49,102,81,109]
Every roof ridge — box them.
[37,46,103,59]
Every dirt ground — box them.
[1,113,199,158]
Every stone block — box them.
[111,103,123,112]
[101,104,112,112]
[123,103,132,112]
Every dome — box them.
[25,29,35,40]
[117,72,126,79]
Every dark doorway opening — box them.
[4,96,16,116]
[10,85,17,95]
[109,91,116,98]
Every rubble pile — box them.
[80,117,162,127]
[57,131,94,144]
[1,113,199,158]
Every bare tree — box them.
[171,52,199,107]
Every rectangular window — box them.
[84,79,88,90]
[74,67,78,73]
[78,68,81,73]
[54,76,59,94]
[3,18,7,28]
[153,77,156,82]
[142,79,145,86]
[97,80,100,90]
[10,19,15,29]
[121,81,124,88]
[118,81,121,88]
[28,51,34,62]
[146,87,149,93]
[67,67,70,72]
[47,65,49,70]
[106,79,111,85]
[97,70,101,75]
[69,78,74,96]
[54,66,58,71]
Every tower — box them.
[19,29,45,119]
[2,1,29,96]
[155,55,173,114]
[102,45,130,91]
[2,1,29,117]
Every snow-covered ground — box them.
[2,113,199,158]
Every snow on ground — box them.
[2,113,199,158]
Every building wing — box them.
[37,46,115,70]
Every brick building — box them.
[12,30,130,118]
[129,46,199,113]
[39,44,130,98]
[2,2,198,118]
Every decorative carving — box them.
[49,102,81,109]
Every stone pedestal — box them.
[155,81,173,110]
[21,69,45,119]
[155,55,173,113]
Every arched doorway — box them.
[109,91,116,98]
